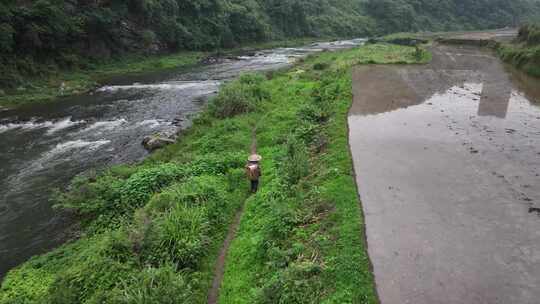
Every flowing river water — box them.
[0,39,365,277]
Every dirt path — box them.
[207,128,258,304]
[207,205,245,304]
[349,43,540,304]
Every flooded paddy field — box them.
[349,44,540,304]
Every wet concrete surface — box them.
[349,44,540,304]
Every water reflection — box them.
[349,44,540,304]
[352,45,539,119]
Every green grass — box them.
[0,43,430,303]
[497,43,540,78]
[218,44,430,304]
[495,24,540,78]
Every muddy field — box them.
[349,44,540,304]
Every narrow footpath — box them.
[349,42,540,304]
[207,206,245,304]
[208,128,258,304]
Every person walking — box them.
[245,154,262,193]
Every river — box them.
[0,38,365,277]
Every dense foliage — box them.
[0,0,372,89]
[1,0,539,90]
[518,23,540,45]
[0,153,247,303]
[498,23,540,77]
[366,0,540,34]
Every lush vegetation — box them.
[498,23,540,77]
[0,37,318,107]
[366,0,540,34]
[1,0,539,105]
[0,43,429,303]
[0,0,372,92]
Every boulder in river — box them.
[142,134,177,151]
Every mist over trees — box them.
[1,0,539,87]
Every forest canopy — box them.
[1,0,539,87]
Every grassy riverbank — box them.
[0,43,430,303]
[498,24,540,77]
[0,37,319,109]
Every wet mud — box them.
[349,44,540,304]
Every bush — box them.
[54,153,244,234]
[146,175,227,218]
[107,264,194,304]
[120,164,187,208]
[518,23,540,46]
[281,137,310,185]
[312,62,328,70]
[140,30,157,48]
[208,73,269,118]
[258,262,324,304]
[53,173,125,216]
[157,204,210,268]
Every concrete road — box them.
[349,44,540,304]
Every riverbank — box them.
[0,37,322,109]
[497,24,540,77]
[0,43,429,303]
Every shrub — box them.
[312,62,329,70]
[53,173,125,216]
[146,175,227,218]
[258,262,324,304]
[38,231,138,303]
[156,204,210,268]
[518,23,540,45]
[208,73,269,118]
[140,30,157,48]
[120,164,187,208]
[297,103,328,124]
[281,137,310,185]
[106,264,194,304]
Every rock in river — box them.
[142,133,176,151]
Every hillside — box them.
[1,0,539,91]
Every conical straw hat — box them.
[248,154,262,162]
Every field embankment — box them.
[497,24,540,77]
[0,43,430,303]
